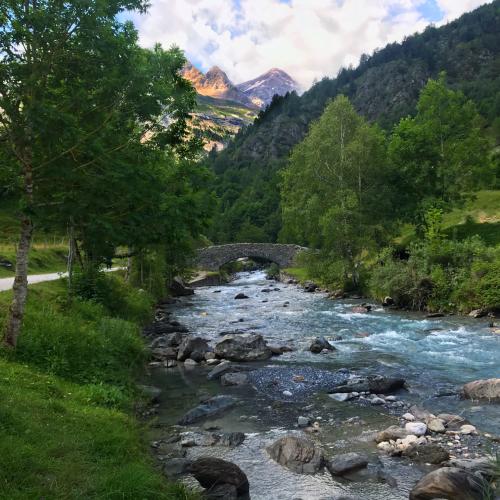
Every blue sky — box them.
[125,0,491,87]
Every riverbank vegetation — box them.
[0,277,197,499]
[280,75,499,314]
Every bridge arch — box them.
[195,243,306,272]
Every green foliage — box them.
[206,1,500,243]
[389,73,492,224]
[0,359,197,500]
[266,263,280,280]
[369,238,500,312]
[281,95,394,289]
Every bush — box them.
[370,238,499,312]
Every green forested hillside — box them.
[207,1,500,243]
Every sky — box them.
[126,0,493,89]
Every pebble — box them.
[297,416,310,427]
[403,413,416,421]
[370,396,385,405]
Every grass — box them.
[0,278,198,499]
[398,190,500,247]
[0,243,68,278]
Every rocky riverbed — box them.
[141,271,500,499]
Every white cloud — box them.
[132,0,493,89]
[436,0,491,22]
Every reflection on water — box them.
[147,270,500,499]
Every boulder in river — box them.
[462,378,500,402]
[326,452,369,476]
[405,422,427,436]
[409,467,484,500]
[187,457,249,500]
[234,293,249,300]
[303,281,318,293]
[403,442,449,464]
[215,333,272,362]
[309,337,336,354]
[178,395,236,425]
[169,276,195,297]
[177,336,210,362]
[329,375,405,394]
[266,435,324,474]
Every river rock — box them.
[150,331,185,348]
[405,422,427,436]
[219,432,246,447]
[460,424,477,435]
[329,393,353,402]
[303,281,318,293]
[162,458,191,478]
[310,337,336,354]
[352,305,371,313]
[462,378,500,402]
[298,416,310,427]
[215,333,272,362]
[329,375,405,394]
[220,372,249,386]
[205,484,238,500]
[187,457,249,499]
[169,276,194,297]
[207,361,233,380]
[177,336,209,362]
[326,452,369,476]
[151,347,178,361]
[184,358,198,366]
[375,425,409,443]
[178,395,236,425]
[266,435,324,474]
[426,418,446,433]
[234,293,249,300]
[382,296,394,306]
[409,467,483,500]
[468,308,487,318]
[403,413,416,421]
[403,443,449,464]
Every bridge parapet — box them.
[195,243,306,271]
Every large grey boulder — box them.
[178,395,236,425]
[177,336,210,362]
[409,467,484,500]
[266,435,324,474]
[187,457,249,499]
[326,452,369,476]
[215,333,272,362]
[462,378,500,402]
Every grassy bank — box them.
[0,277,196,499]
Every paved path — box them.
[0,268,122,292]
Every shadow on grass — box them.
[444,221,500,246]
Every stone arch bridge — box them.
[195,243,306,271]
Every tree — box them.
[280,95,393,287]
[388,73,491,226]
[0,2,206,347]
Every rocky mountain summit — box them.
[237,68,298,107]
[181,62,298,151]
[182,62,298,109]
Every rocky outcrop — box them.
[187,457,250,500]
[462,378,500,402]
[266,435,324,474]
[215,333,272,361]
[409,467,484,500]
[178,395,236,425]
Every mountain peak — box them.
[236,68,298,107]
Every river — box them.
[146,270,500,499]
